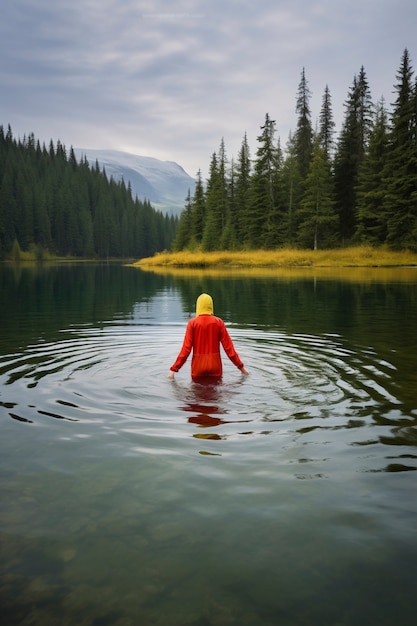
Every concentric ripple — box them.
[0,322,415,474]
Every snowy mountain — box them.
[74,148,195,216]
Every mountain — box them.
[74,148,195,215]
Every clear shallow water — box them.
[1,264,416,626]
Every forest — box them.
[0,126,178,260]
[1,49,416,260]
[174,49,417,252]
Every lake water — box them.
[1,263,416,626]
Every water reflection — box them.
[162,267,417,409]
[171,377,252,449]
[1,264,417,625]
[0,263,174,351]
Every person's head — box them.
[196,293,213,316]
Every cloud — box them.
[1,0,416,177]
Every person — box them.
[168,293,249,381]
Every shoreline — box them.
[134,246,417,270]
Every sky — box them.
[1,0,416,178]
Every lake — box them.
[1,263,416,626]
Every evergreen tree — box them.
[137,200,159,258]
[217,137,229,238]
[220,159,236,250]
[281,132,302,244]
[298,135,337,249]
[356,66,374,149]
[234,133,251,244]
[334,67,373,243]
[356,99,390,244]
[191,170,205,245]
[294,68,313,181]
[264,137,285,248]
[383,49,417,249]
[202,143,228,250]
[319,84,335,159]
[14,164,34,250]
[173,190,193,251]
[246,113,279,247]
[0,125,176,259]
[0,159,17,256]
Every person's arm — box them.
[168,320,194,378]
[219,321,248,374]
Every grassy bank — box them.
[135,246,417,269]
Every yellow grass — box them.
[134,246,417,270]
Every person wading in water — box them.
[168,293,249,382]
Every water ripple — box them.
[0,324,415,473]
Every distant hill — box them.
[74,149,195,215]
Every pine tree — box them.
[0,125,176,259]
[246,114,278,247]
[0,159,17,256]
[281,132,302,244]
[173,190,193,251]
[334,67,373,243]
[384,49,417,249]
[14,166,34,250]
[191,170,205,246]
[357,66,374,149]
[294,68,313,181]
[202,144,228,251]
[234,133,251,244]
[356,99,390,244]
[217,137,229,239]
[264,138,285,248]
[220,159,235,249]
[298,135,337,249]
[319,84,335,159]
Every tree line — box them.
[174,49,417,252]
[0,126,178,260]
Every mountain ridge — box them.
[74,148,195,215]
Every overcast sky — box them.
[1,0,416,177]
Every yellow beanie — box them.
[196,293,213,316]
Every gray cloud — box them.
[1,0,416,177]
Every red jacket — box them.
[170,314,244,379]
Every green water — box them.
[0,263,416,625]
